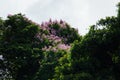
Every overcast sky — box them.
[0,0,119,35]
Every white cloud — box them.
[0,0,39,18]
[26,0,90,34]
[0,0,120,35]
[26,0,120,34]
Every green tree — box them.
[53,2,120,80]
[1,14,41,80]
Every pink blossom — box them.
[34,19,72,52]
[57,44,70,50]
[8,14,12,17]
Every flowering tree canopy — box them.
[0,2,120,80]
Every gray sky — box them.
[0,0,119,35]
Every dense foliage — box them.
[0,2,120,80]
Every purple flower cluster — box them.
[35,19,71,52]
[7,14,72,52]
[8,14,12,17]
[57,44,70,50]
[40,19,67,30]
